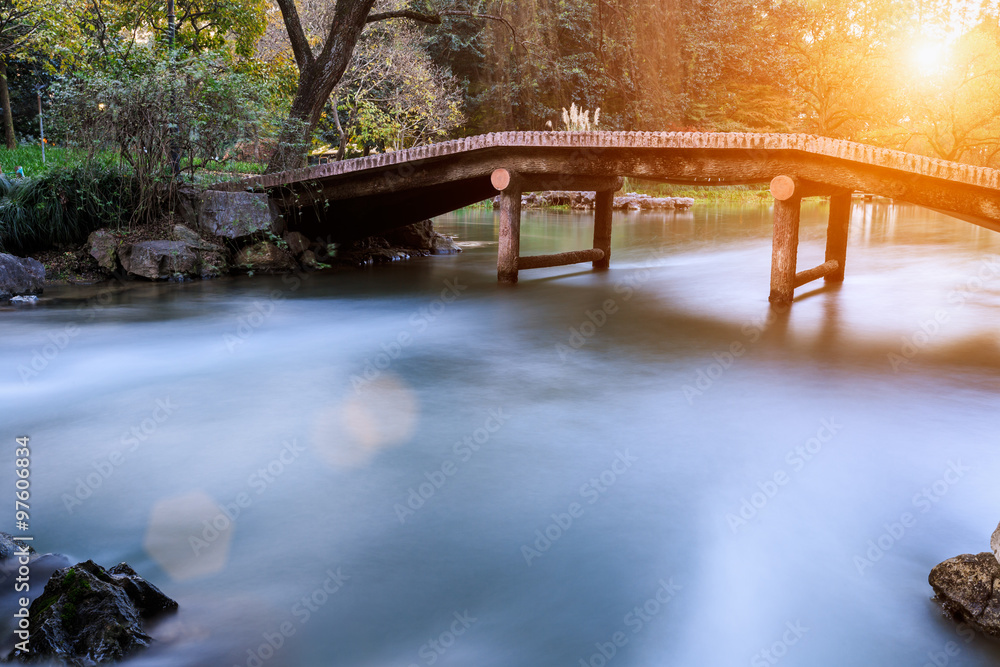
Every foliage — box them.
[897,22,1000,163]
[65,0,268,64]
[0,163,136,254]
[318,20,464,155]
[48,45,275,218]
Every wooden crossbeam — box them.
[794,260,840,288]
[518,249,605,270]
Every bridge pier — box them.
[492,169,623,284]
[769,175,853,303]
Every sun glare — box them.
[911,41,949,75]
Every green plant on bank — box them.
[263,230,288,250]
[0,164,137,254]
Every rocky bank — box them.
[492,190,695,211]
[929,521,1000,636]
[0,188,461,300]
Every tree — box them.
[70,0,267,63]
[786,0,905,138]
[0,0,45,148]
[900,22,1000,164]
[319,22,463,155]
[266,0,511,172]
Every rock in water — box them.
[380,220,461,255]
[929,552,1000,636]
[0,253,44,300]
[6,560,177,665]
[992,522,1000,565]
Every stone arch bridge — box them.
[218,132,1000,302]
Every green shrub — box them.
[0,164,137,254]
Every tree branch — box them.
[366,9,442,24]
[275,0,313,71]
[439,10,519,46]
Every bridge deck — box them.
[220,132,1000,241]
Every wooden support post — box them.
[494,169,521,284]
[825,192,851,282]
[769,176,801,304]
[593,189,614,270]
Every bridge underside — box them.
[223,134,1000,301]
[266,145,1000,242]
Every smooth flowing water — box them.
[3,200,1000,667]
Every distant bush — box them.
[0,164,137,254]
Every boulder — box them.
[380,220,461,255]
[235,241,298,273]
[171,224,221,252]
[196,190,283,241]
[198,250,229,279]
[300,250,322,270]
[0,532,33,559]
[5,560,177,665]
[86,230,119,271]
[992,521,1000,565]
[120,241,198,280]
[0,254,44,300]
[929,552,1000,636]
[168,225,229,278]
[283,231,311,257]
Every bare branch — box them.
[366,10,442,24]
[276,0,313,71]
[439,10,519,46]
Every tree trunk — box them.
[266,0,377,174]
[332,95,347,161]
[0,61,16,151]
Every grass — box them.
[623,178,771,202]
[0,145,96,178]
[181,156,268,175]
